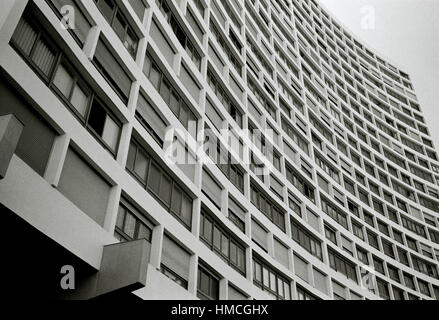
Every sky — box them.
[317,0,439,153]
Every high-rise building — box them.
[0,0,438,300]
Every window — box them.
[324,224,337,244]
[356,246,369,265]
[281,117,309,155]
[397,247,409,266]
[250,182,286,231]
[95,0,138,57]
[373,256,384,274]
[46,0,92,46]
[161,235,191,289]
[135,93,167,146]
[228,197,246,233]
[228,285,248,300]
[352,221,364,240]
[210,143,244,194]
[143,52,198,137]
[251,218,268,251]
[297,285,318,300]
[207,68,242,127]
[341,235,353,256]
[202,168,223,210]
[93,37,132,104]
[274,238,289,268]
[367,231,379,249]
[200,209,246,275]
[115,201,153,242]
[180,63,201,101]
[291,220,323,260]
[11,13,122,155]
[321,196,348,229]
[382,240,395,258]
[127,0,147,20]
[286,165,315,203]
[149,19,176,65]
[294,254,309,282]
[417,279,431,297]
[313,268,328,294]
[328,248,358,283]
[197,264,220,300]
[387,264,400,283]
[157,0,202,70]
[412,255,438,278]
[253,257,291,300]
[126,139,193,228]
[58,147,111,226]
[288,193,302,217]
[376,278,390,300]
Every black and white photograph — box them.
[0,0,438,311]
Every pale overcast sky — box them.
[317,0,439,154]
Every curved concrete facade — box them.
[0,0,438,300]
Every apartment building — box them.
[0,0,439,300]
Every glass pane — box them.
[221,234,229,257]
[143,54,151,76]
[263,267,269,287]
[200,270,210,295]
[126,142,136,171]
[87,100,106,135]
[269,272,276,292]
[181,194,192,225]
[116,206,125,229]
[230,242,237,264]
[203,217,212,242]
[179,104,189,128]
[213,226,221,250]
[238,247,245,269]
[137,224,151,241]
[12,18,37,56]
[147,162,161,195]
[53,64,73,98]
[134,149,148,181]
[123,211,136,238]
[160,79,171,104]
[113,13,126,42]
[159,174,172,206]
[149,63,161,89]
[169,91,180,116]
[171,185,182,213]
[102,115,120,151]
[98,0,115,23]
[31,38,56,76]
[254,261,261,282]
[70,84,89,117]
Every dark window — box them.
[253,257,291,300]
[250,182,286,231]
[95,0,138,57]
[10,13,121,155]
[46,0,92,46]
[291,220,323,260]
[93,37,132,104]
[143,52,198,137]
[328,248,358,283]
[115,202,153,242]
[197,264,220,300]
[126,138,193,229]
[200,209,246,275]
